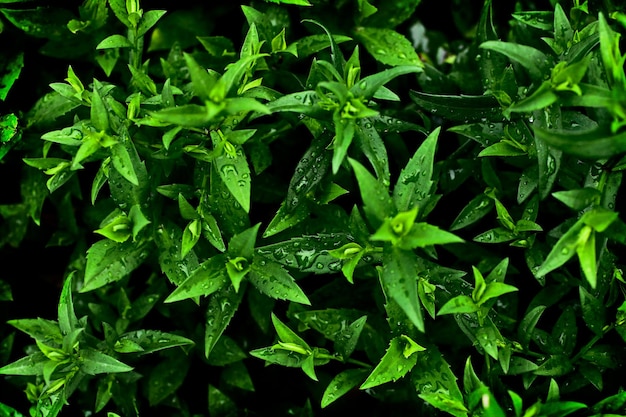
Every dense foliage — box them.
[2,0,626,416]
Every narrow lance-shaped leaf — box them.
[205,283,244,358]
[164,255,228,303]
[381,247,425,332]
[349,157,393,227]
[394,126,439,212]
[360,335,425,389]
[115,330,195,355]
[480,40,552,81]
[353,27,423,67]
[79,348,133,375]
[321,368,369,408]
[58,272,78,335]
[249,258,311,305]
[351,65,421,100]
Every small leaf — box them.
[353,27,422,67]
[349,157,393,227]
[249,259,310,305]
[57,273,78,335]
[518,306,546,349]
[552,188,601,210]
[164,255,228,303]
[96,34,132,49]
[205,284,244,358]
[360,335,423,390]
[438,295,479,315]
[394,127,439,212]
[80,349,132,376]
[381,247,424,332]
[480,40,552,81]
[321,368,369,408]
[115,330,194,355]
[271,313,310,351]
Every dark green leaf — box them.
[409,91,503,122]
[116,330,194,355]
[321,368,369,408]
[79,348,133,375]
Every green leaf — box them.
[533,355,573,376]
[256,233,350,274]
[205,284,244,358]
[0,352,47,376]
[335,315,367,360]
[321,368,369,408]
[381,247,424,332]
[149,104,215,127]
[272,313,310,350]
[96,34,133,49]
[0,52,23,101]
[147,354,189,406]
[155,222,200,286]
[360,335,424,389]
[213,143,252,213]
[57,273,78,336]
[438,295,479,315]
[79,348,133,375]
[400,223,464,249]
[450,194,493,231]
[349,157,393,227]
[164,255,228,303]
[534,218,585,279]
[115,330,194,355]
[227,223,259,260]
[394,126,439,212]
[184,52,218,102]
[351,65,421,100]
[136,9,166,38]
[410,91,503,122]
[518,306,546,349]
[353,27,422,67]
[249,259,310,305]
[82,239,150,292]
[552,188,601,210]
[412,345,465,416]
[111,142,138,186]
[480,40,552,81]
[181,219,201,259]
[579,287,607,335]
[355,118,390,185]
[534,127,626,159]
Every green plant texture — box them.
[2,0,626,416]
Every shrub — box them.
[1,0,626,416]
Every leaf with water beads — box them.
[82,239,151,293]
[480,41,553,82]
[350,65,422,101]
[248,258,311,305]
[335,315,367,360]
[360,335,425,390]
[115,330,194,356]
[164,255,228,303]
[381,247,425,332]
[353,27,422,68]
[256,233,353,274]
[450,194,493,231]
[349,157,393,228]
[147,353,189,406]
[409,91,503,123]
[394,126,439,212]
[213,143,252,214]
[321,368,369,408]
[205,283,244,359]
